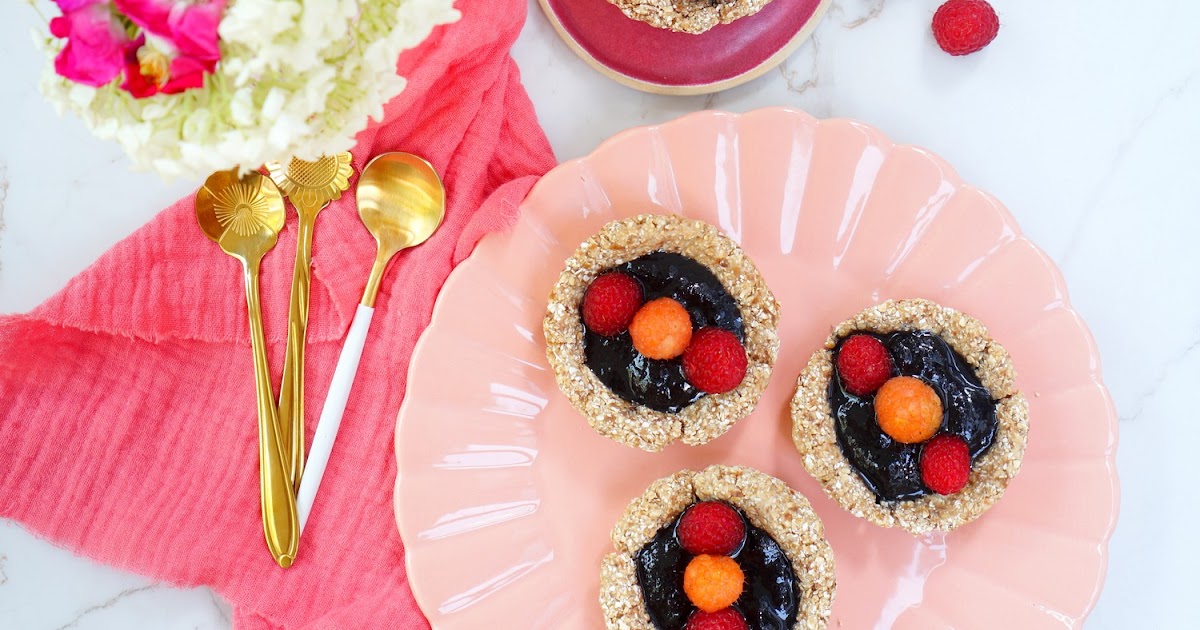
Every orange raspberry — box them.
[874,376,943,444]
[683,554,744,613]
[629,297,693,360]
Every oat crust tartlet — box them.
[607,0,775,35]
[601,465,836,629]
[544,214,780,452]
[791,299,1029,534]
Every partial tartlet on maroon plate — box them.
[607,0,776,34]
[791,299,1029,534]
[601,465,835,629]
[544,214,780,452]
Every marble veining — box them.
[1119,329,1200,424]
[778,38,822,96]
[838,0,887,29]
[53,585,161,630]
[207,590,231,626]
[1057,71,1198,269]
[0,0,1197,627]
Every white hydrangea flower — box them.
[40,0,460,180]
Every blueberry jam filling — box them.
[831,330,998,502]
[583,251,743,413]
[635,505,799,630]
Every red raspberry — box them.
[677,501,745,556]
[682,328,748,394]
[921,434,971,495]
[685,608,748,630]
[932,0,999,56]
[836,334,893,396]
[581,272,642,336]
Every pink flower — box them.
[49,0,136,87]
[119,35,208,98]
[115,0,224,60]
[113,0,226,99]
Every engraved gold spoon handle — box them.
[277,202,319,488]
[267,152,354,491]
[196,168,295,567]
[243,255,299,568]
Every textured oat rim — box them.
[601,465,836,629]
[544,214,780,452]
[790,298,1030,534]
[606,0,776,34]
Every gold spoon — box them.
[295,152,445,533]
[195,169,298,568]
[265,152,354,489]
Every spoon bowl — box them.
[196,169,286,263]
[357,153,446,266]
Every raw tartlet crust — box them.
[790,299,1029,535]
[601,465,836,630]
[544,214,780,452]
[607,0,775,34]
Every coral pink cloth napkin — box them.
[0,1,555,627]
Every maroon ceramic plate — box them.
[539,0,830,94]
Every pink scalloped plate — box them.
[395,108,1119,629]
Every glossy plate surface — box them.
[539,0,830,95]
[395,108,1119,629]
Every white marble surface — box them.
[1,0,1196,627]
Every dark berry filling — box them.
[583,252,743,413]
[830,330,998,501]
[635,504,799,630]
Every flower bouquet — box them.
[35,0,459,179]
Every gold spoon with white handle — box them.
[266,152,354,489]
[195,169,297,568]
[296,153,445,534]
